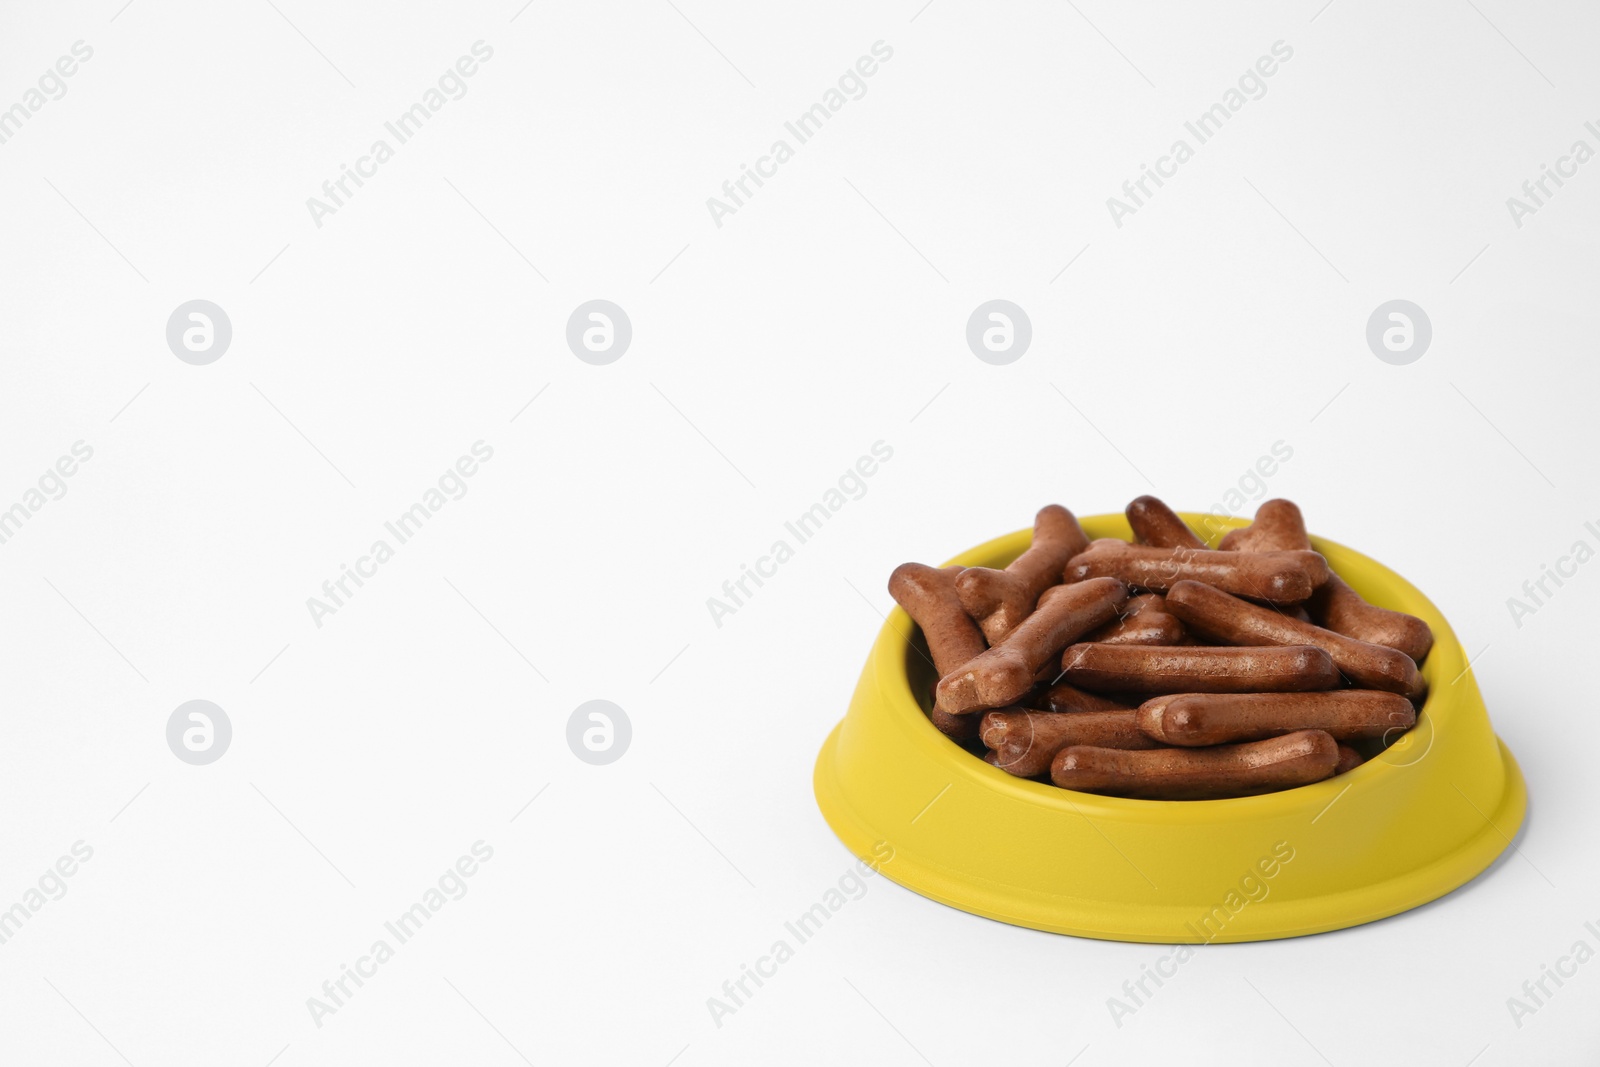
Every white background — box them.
[1,0,1597,1063]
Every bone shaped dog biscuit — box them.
[955,505,1089,644]
[888,562,988,742]
[937,577,1127,715]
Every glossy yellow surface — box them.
[813,513,1527,942]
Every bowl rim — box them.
[883,511,1460,819]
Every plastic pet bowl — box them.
[813,513,1527,942]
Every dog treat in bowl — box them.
[1126,495,1205,550]
[1050,729,1342,800]
[1311,575,1435,662]
[1218,498,1309,554]
[1063,540,1330,603]
[1164,580,1426,700]
[1059,642,1341,695]
[1222,499,1434,661]
[888,563,989,742]
[982,707,1157,777]
[935,578,1127,715]
[1136,690,1415,747]
[954,505,1090,644]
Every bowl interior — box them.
[900,511,1441,805]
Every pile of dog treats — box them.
[888,498,1433,800]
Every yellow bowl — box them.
[813,512,1527,942]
